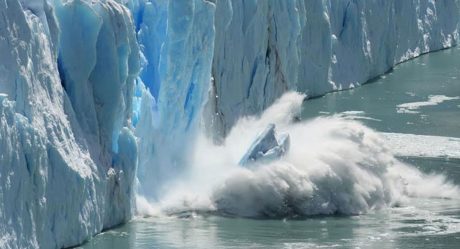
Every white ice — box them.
[397,95,460,114]
[207,0,460,137]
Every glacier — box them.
[128,0,216,201]
[0,0,459,248]
[208,0,460,137]
[0,0,139,248]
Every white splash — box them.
[137,92,460,218]
[335,111,382,122]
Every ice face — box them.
[56,0,140,154]
[129,0,216,201]
[207,0,460,137]
[0,0,138,248]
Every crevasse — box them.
[0,0,459,248]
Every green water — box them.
[301,47,460,137]
[79,48,460,249]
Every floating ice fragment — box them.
[239,124,290,166]
[397,95,460,113]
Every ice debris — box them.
[239,124,290,166]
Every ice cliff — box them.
[0,0,459,248]
[0,0,138,248]
[208,0,460,137]
[127,0,216,200]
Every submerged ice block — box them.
[239,124,290,166]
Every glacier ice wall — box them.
[0,0,138,248]
[55,0,140,155]
[0,0,216,247]
[126,0,216,200]
[208,0,460,137]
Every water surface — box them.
[79,48,460,249]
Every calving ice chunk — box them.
[239,124,290,166]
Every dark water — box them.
[79,48,460,249]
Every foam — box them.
[397,95,460,114]
[381,133,460,159]
[138,92,460,218]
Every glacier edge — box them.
[207,0,460,137]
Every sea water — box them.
[78,48,460,249]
